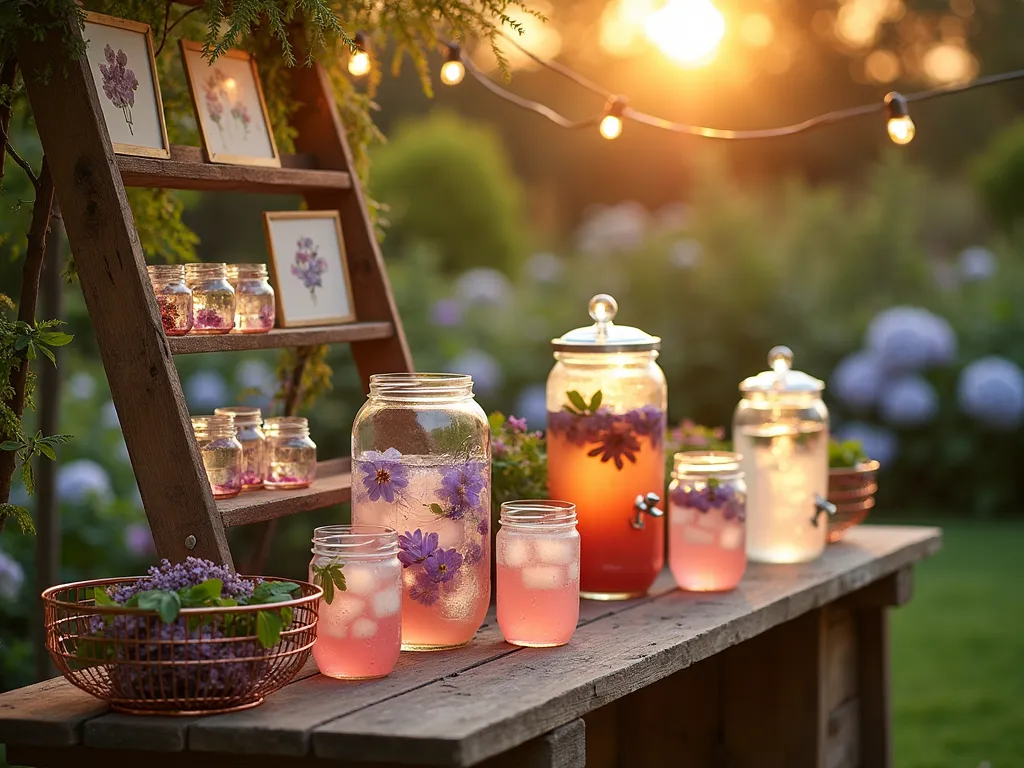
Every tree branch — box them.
[0,56,20,184]
[154,4,202,57]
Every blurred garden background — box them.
[3,0,1024,765]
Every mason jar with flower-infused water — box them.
[547,294,666,600]
[214,406,265,490]
[351,373,490,651]
[264,417,316,489]
[191,414,242,499]
[733,346,834,564]
[227,263,275,333]
[185,262,235,334]
[147,264,193,336]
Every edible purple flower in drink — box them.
[409,572,440,605]
[626,405,666,448]
[238,470,263,486]
[587,423,641,470]
[398,529,439,568]
[360,448,408,503]
[195,308,228,328]
[463,542,484,566]
[424,547,463,583]
[438,462,486,516]
[477,518,489,536]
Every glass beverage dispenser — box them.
[733,346,835,564]
[547,294,667,600]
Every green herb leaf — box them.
[330,566,346,593]
[137,590,182,623]
[256,609,283,649]
[589,390,603,412]
[91,588,117,607]
[36,331,73,346]
[567,390,588,413]
[0,441,22,451]
[313,561,345,605]
[280,605,294,629]
[36,443,56,461]
[428,502,446,517]
[180,578,223,605]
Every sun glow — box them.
[644,0,725,66]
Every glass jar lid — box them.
[739,346,824,394]
[551,294,660,353]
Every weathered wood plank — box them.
[476,719,585,768]
[857,608,891,768]
[0,677,107,748]
[18,12,231,565]
[310,526,939,767]
[826,699,861,768]
[218,458,352,527]
[118,145,352,193]
[851,566,914,608]
[167,322,394,355]
[825,603,858,713]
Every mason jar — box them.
[147,264,193,336]
[214,406,265,490]
[351,373,490,651]
[733,346,834,564]
[227,263,275,334]
[191,414,242,499]
[309,524,402,680]
[496,500,580,648]
[184,262,235,335]
[668,451,747,592]
[547,294,666,601]
[263,417,317,489]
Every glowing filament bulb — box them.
[884,92,915,145]
[599,115,623,140]
[348,50,370,77]
[441,59,465,86]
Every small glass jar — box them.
[309,525,402,680]
[264,417,317,489]
[668,452,747,592]
[227,263,275,334]
[184,262,235,335]
[147,264,193,336]
[351,373,490,652]
[191,414,243,499]
[214,406,265,491]
[497,501,580,648]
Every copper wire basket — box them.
[827,460,881,543]
[43,576,321,715]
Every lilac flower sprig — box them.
[98,45,139,135]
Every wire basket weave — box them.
[43,576,321,715]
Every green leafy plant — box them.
[311,559,346,605]
[829,438,870,469]
[490,412,547,507]
[563,390,603,416]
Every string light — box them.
[599,98,626,140]
[440,44,466,86]
[884,91,915,145]
[348,32,371,77]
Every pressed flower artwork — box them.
[84,13,169,157]
[263,212,356,327]
[180,41,279,167]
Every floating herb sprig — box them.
[563,389,603,416]
[311,559,347,605]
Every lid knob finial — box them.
[589,294,618,324]
[768,345,793,377]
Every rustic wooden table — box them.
[0,525,940,768]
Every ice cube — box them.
[351,617,378,639]
[682,526,715,546]
[372,589,401,618]
[671,506,693,527]
[534,538,574,565]
[697,511,724,531]
[331,592,365,620]
[500,538,531,567]
[719,525,744,551]
[567,559,580,583]
[319,606,349,638]
[521,565,567,591]
[344,564,378,596]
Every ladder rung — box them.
[118,145,352,193]
[219,458,353,527]
[168,322,394,354]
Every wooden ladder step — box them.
[168,322,394,354]
[218,457,352,527]
[118,145,352,193]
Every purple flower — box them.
[493,439,508,456]
[507,416,528,433]
[360,448,409,503]
[108,557,256,604]
[626,405,666,448]
[409,573,440,606]
[195,308,229,329]
[98,45,139,134]
[431,298,462,328]
[424,548,463,583]
[587,423,641,470]
[398,529,439,569]
[437,462,486,516]
[291,236,328,299]
[477,518,489,536]
[670,483,737,514]
[463,542,484,566]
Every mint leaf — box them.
[138,590,181,623]
[313,562,341,605]
[330,566,346,593]
[179,578,223,606]
[428,502,446,517]
[589,390,603,412]
[91,588,117,607]
[256,609,283,649]
[567,390,588,412]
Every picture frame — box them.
[83,12,170,159]
[179,40,281,167]
[263,211,357,327]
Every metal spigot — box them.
[631,492,663,530]
[810,494,837,528]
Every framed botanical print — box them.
[180,40,281,167]
[83,12,170,158]
[263,211,357,327]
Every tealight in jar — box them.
[227,263,275,333]
[191,414,243,499]
[264,417,317,489]
[147,264,193,336]
[184,262,235,335]
[214,406,265,490]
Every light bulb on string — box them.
[441,44,465,86]
[348,33,371,77]
[599,98,627,140]
[884,92,915,145]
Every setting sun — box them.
[644,0,726,66]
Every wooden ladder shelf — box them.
[17,22,413,568]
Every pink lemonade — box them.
[310,526,402,680]
[496,501,580,648]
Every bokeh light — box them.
[865,49,901,83]
[923,41,977,84]
[644,0,726,67]
[739,13,774,48]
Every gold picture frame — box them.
[179,40,281,168]
[83,12,171,159]
[263,211,357,327]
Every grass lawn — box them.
[890,520,1024,768]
